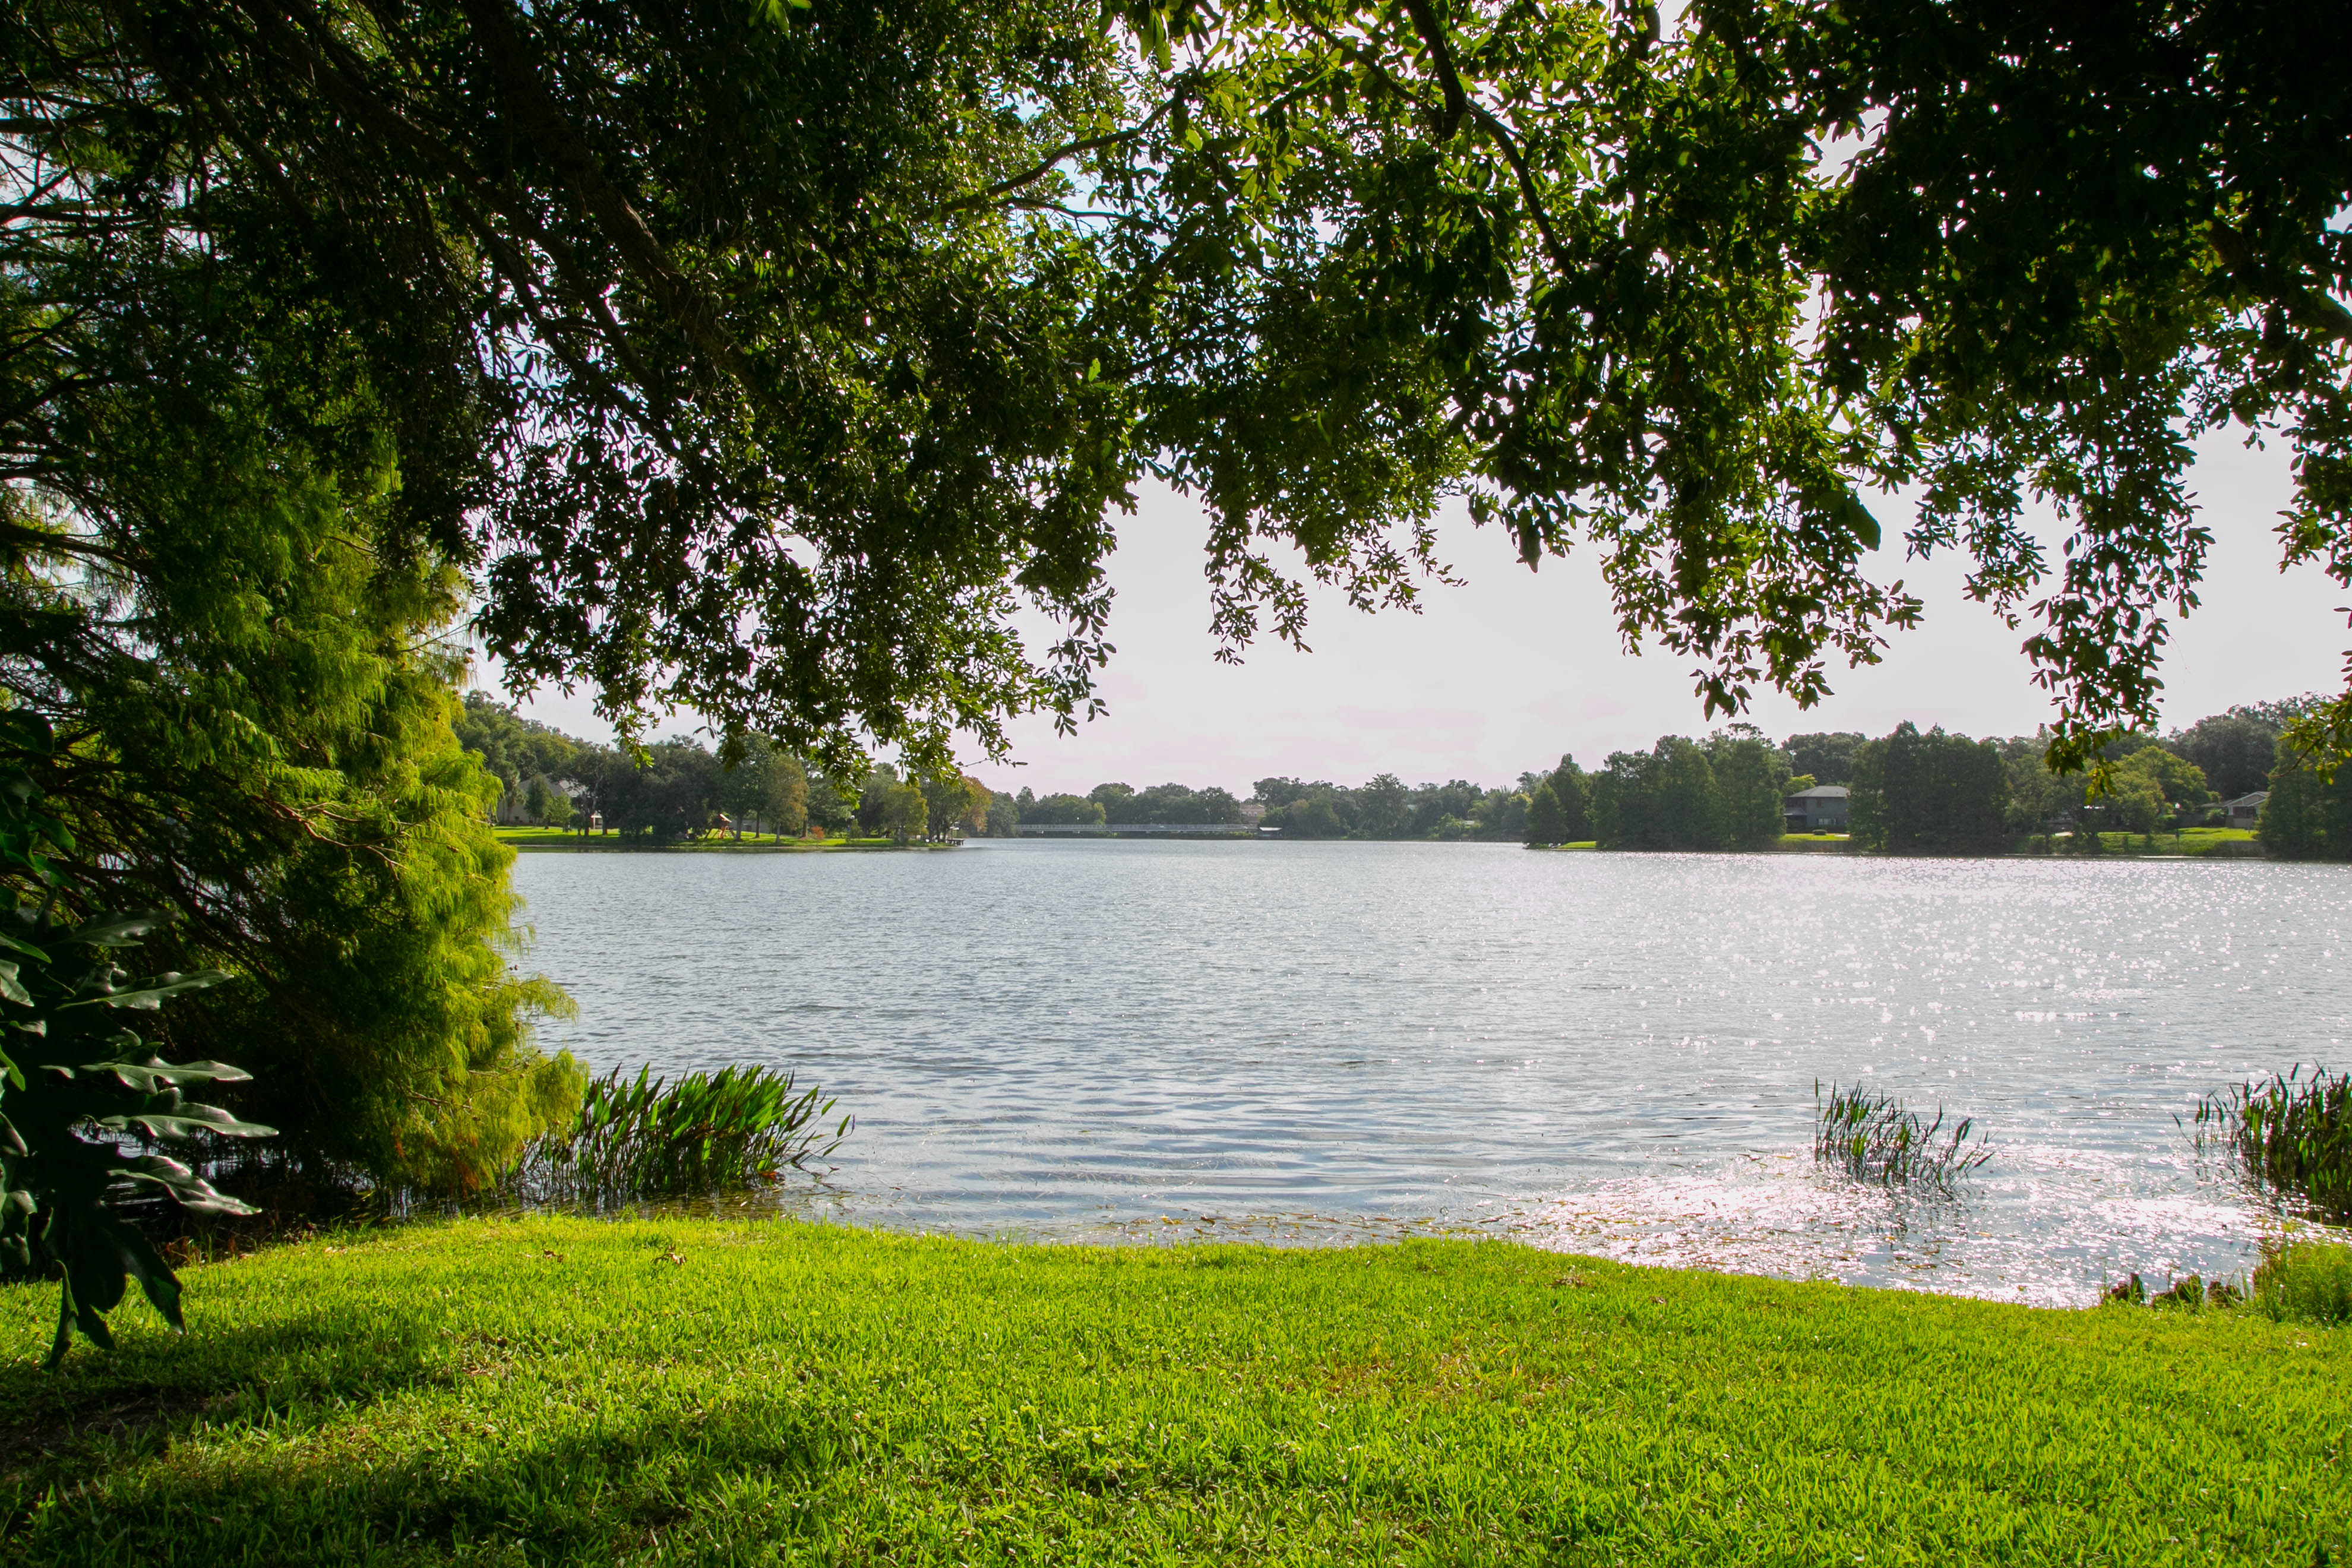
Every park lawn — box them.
[2052,827,2261,856]
[2172,826,2259,852]
[1,1218,2342,1567]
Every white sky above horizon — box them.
[492,428,2346,797]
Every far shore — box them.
[497,825,2269,858]
[495,828,958,852]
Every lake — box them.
[513,840,2352,1304]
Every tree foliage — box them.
[1849,725,2011,854]
[1591,731,1788,851]
[7,0,2337,794]
[1785,734,1866,789]
[1016,791,1107,827]
[0,59,580,1195]
[1523,756,1593,846]
[2171,711,2283,800]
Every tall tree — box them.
[717,736,810,839]
[1594,739,1724,852]
[1706,728,1794,849]
[2171,712,2283,799]
[1785,734,1867,789]
[2257,760,2342,859]
[1850,725,2012,854]
[921,773,992,838]
[0,67,579,1190]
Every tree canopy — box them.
[7,0,2341,783]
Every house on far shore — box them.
[1785,784,1851,833]
[2220,790,2269,826]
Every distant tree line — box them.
[1011,782,1245,829]
[1251,777,1532,840]
[1523,698,2315,856]
[464,690,2334,858]
[453,695,995,843]
[1007,776,1538,840]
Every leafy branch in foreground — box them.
[1813,1081,1991,1189]
[0,719,273,1367]
[0,910,276,1368]
[509,1064,849,1207]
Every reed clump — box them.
[2192,1064,2352,1220]
[1813,1080,1991,1187]
[511,1064,851,1206]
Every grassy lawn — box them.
[2,1218,2342,1565]
[2034,827,2262,857]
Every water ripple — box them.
[516,840,2352,1301]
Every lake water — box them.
[513,840,2352,1304]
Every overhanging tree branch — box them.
[2208,220,2352,346]
[457,0,768,400]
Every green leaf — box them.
[1832,489,1882,552]
[0,931,49,963]
[104,1107,278,1141]
[122,1156,260,1218]
[56,970,232,1011]
[65,912,175,950]
[94,1055,256,1093]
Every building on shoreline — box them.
[1784,784,1851,833]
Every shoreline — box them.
[498,834,961,853]
[500,833,2277,860]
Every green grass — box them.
[2255,1240,2352,1326]
[2034,827,2262,857]
[2,1218,2344,1565]
[1774,833,1852,851]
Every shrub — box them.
[1813,1080,1991,1187]
[2252,1241,2352,1326]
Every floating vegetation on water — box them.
[512,1064,851,1206]
[2190,1064,2352,1221]
[1812,1080,1991,1188]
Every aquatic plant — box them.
[2251,1239,2352,1326]
[2191,1065,2352,1221]
[1812,1080,1991,1187]
[512,1064,849,1206]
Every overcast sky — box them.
[497,429,2342,796]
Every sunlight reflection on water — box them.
[516,840,2352,1303]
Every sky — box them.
[492,429,2344,797]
